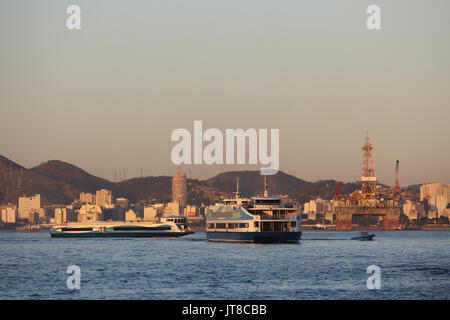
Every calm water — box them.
[0,230,449,299]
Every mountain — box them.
[0,154,421,206]
[31,160,116,194]
[115,176,172,203]
[0,158,105,205]
[205,170,310,197]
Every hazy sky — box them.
[1,0,449,186]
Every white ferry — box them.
[50,216,194,238]
[206,176,302,243]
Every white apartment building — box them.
[420,182,450,217]
[18,194,41,220]
[1,206,17,224]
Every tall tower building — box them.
[172,167,187,208]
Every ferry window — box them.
[228,223,235,229]
[261,222,273,232]
[254,222,259,228]
[216,223,226,229]
[61,227,93,232]
[207,223,214,229]
[274,222,282,232]
[239,223,249,228]
[290,221,296,228]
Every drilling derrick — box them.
[361,133,377,196]
[334,132,402,230]
[394,160,400,194]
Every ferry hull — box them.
[50,231,195,238]
[206,231,302,243]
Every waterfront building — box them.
[172,168,187,208]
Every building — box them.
[96,189,113,207]
[143,206,161,221]
[303,198,334,215]
[184,205,198,217]
[54,208,67,224]
[18,194,42,220]
[172,168,187,208]
[1,206,17,224]
[420,182,450,217]
[28,212,40,224]
[125,209,139,222]
[79,192,95,204]
[116,197,129,209]
[403,200,426,220]
[163,202,180,216]
[78,204,102,222]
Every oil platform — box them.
[333,133,401,230]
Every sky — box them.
[0,0,449,186]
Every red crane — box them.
[334,181,341,199]
[394,160,400,194]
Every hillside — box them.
[31,160,116,193]
[205,170,310,197]
[0,154,418,206]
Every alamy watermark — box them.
[66,265,81,290]
[171,121,279,175]
[366,265,381,290]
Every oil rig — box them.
[333,133,402,230]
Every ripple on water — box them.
[0,230,449,299]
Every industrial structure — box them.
[333,133,402,230]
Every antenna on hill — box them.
[140,168,143,178]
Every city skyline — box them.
[1,0,449,186]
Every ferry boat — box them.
[50,216,194,238]
[206,176,302,243]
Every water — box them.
[0,230,449,299]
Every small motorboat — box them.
[351,231,375,241]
